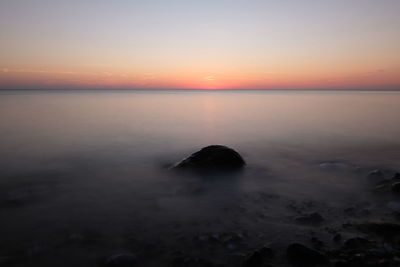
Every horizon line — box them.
[1,88,400,91]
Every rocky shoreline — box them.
[1,146,400,267]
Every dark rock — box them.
[287,243,329,267]
[243,247,274,267]
[172,145,245,172]
[392,173,400,180]
[391,182,400,193]
[294,212,324,225]
[355,222,400,239]
[106,253,137,267]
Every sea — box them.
[0,89,400,266]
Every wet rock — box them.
[391,182,400,193]
[294,212,324,225]
[242,247,274,267]
[172,145,245,172]
[287,243,329,267]
[106,253,137,267]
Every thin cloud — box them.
[1,68,77,75]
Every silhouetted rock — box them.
[287,243,328,267]
[106,253,137,267]
[355,222,400,239]
[391,182,400,193]
[242,247,274,267]
[172,145,245,172]
[294,212,324,225]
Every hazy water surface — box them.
[1,90,400,266]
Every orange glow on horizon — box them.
[1,1,399,90]
[1,65,399,90]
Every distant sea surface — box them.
[1,90,400,266]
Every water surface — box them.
[1,90,400,266]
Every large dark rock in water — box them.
[172,145,245,172]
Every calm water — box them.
[1,90,400,266]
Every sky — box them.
[0,0,399,90]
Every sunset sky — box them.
[0,0,399,90]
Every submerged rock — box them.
[287,243,328,267]
[172,145,245,172]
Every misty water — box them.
[1,90,400,266]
